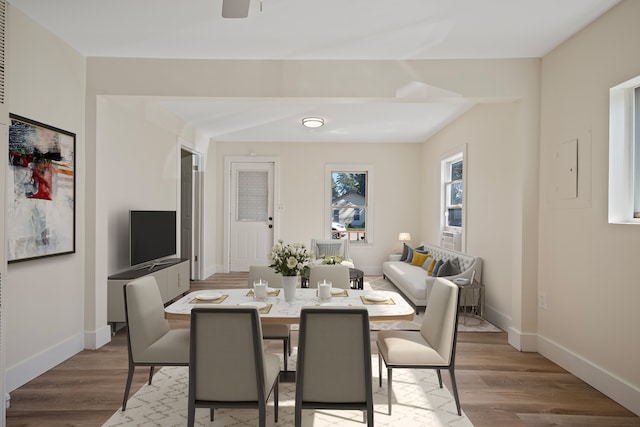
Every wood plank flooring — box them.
[6,273,639,426]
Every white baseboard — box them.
[538,334,640,417]
[507,326,538,352]
[6,332,84,392]
[482,304,511,332]
[84,324,112,350]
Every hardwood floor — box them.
[6,273,639,426]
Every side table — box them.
[457,281,484,325]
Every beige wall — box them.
[538,0,640,412]
[5,6,86,390]
[212,141,422,274]
[5,0,639,416]
[423,103,520,328]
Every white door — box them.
[230,162,275,271]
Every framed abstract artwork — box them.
[7,114,76,263]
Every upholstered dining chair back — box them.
[295,307,373,426]
[310,238,352,264]
[125,276,170,360]
[248,265,284,288]
[122,276,189,411]
[187,306,280,427]
[420,277,460,364]
[308,264,351,289]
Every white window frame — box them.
[608,75,640,224]
[440,145,466,248]
[325,164,374,244]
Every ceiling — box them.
[9,0,621,143]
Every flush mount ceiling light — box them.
[301,117,325,128]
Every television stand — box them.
[107,258,190,331]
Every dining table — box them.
[164,287,415,324]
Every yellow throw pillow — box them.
[411,251,428,267]
[427,259,438,275]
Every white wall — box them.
[5,6,86,391]
[8,0,638,416]
[423,103,520,330]
[212,141,423,274]
[104,99,181,273]
[538,0,640,414]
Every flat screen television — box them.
[129,210,177,268]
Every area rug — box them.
[103,354,473,427]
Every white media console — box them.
[107,258,190,329]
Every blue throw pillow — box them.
[432,259,444,276]
[405,248,414,263]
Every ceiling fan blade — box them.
[222,0,250,18]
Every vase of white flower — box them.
[282,275,298,302]
[269,240,311,302]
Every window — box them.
[443,154,464,230]
[440,146,466,251]
[326,165,373,243]
[634,85,640,218]
[608,75,640,223]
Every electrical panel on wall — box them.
[554,139,578,200]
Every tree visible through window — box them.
[331,171,367,242]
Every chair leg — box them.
[378,354,382,387]
[187,402,195,426]
[121,363,135,411]
[387,367,393,415]
[148,366,155,385]
[436,368,443,388]
[274,379,279,422]
[283,338,288,371]
[295,403,302,427]
[448,367,462,416]
[210,408,214,421]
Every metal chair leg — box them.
[387,367,393,415]
[121,363,135,411]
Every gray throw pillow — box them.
[449,257,461,275]
[400,243,409,261]
[437,257,461,277]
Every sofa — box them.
[382,243,482,311]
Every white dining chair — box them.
[376,277,462,415]
[295,306,373,426]
[187,306,280,427]
[308,264,351,289]
[122,276,190,411]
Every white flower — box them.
[269,240,311,276]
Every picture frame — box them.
[7,114,76,263]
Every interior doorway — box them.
[181,148,202,280]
